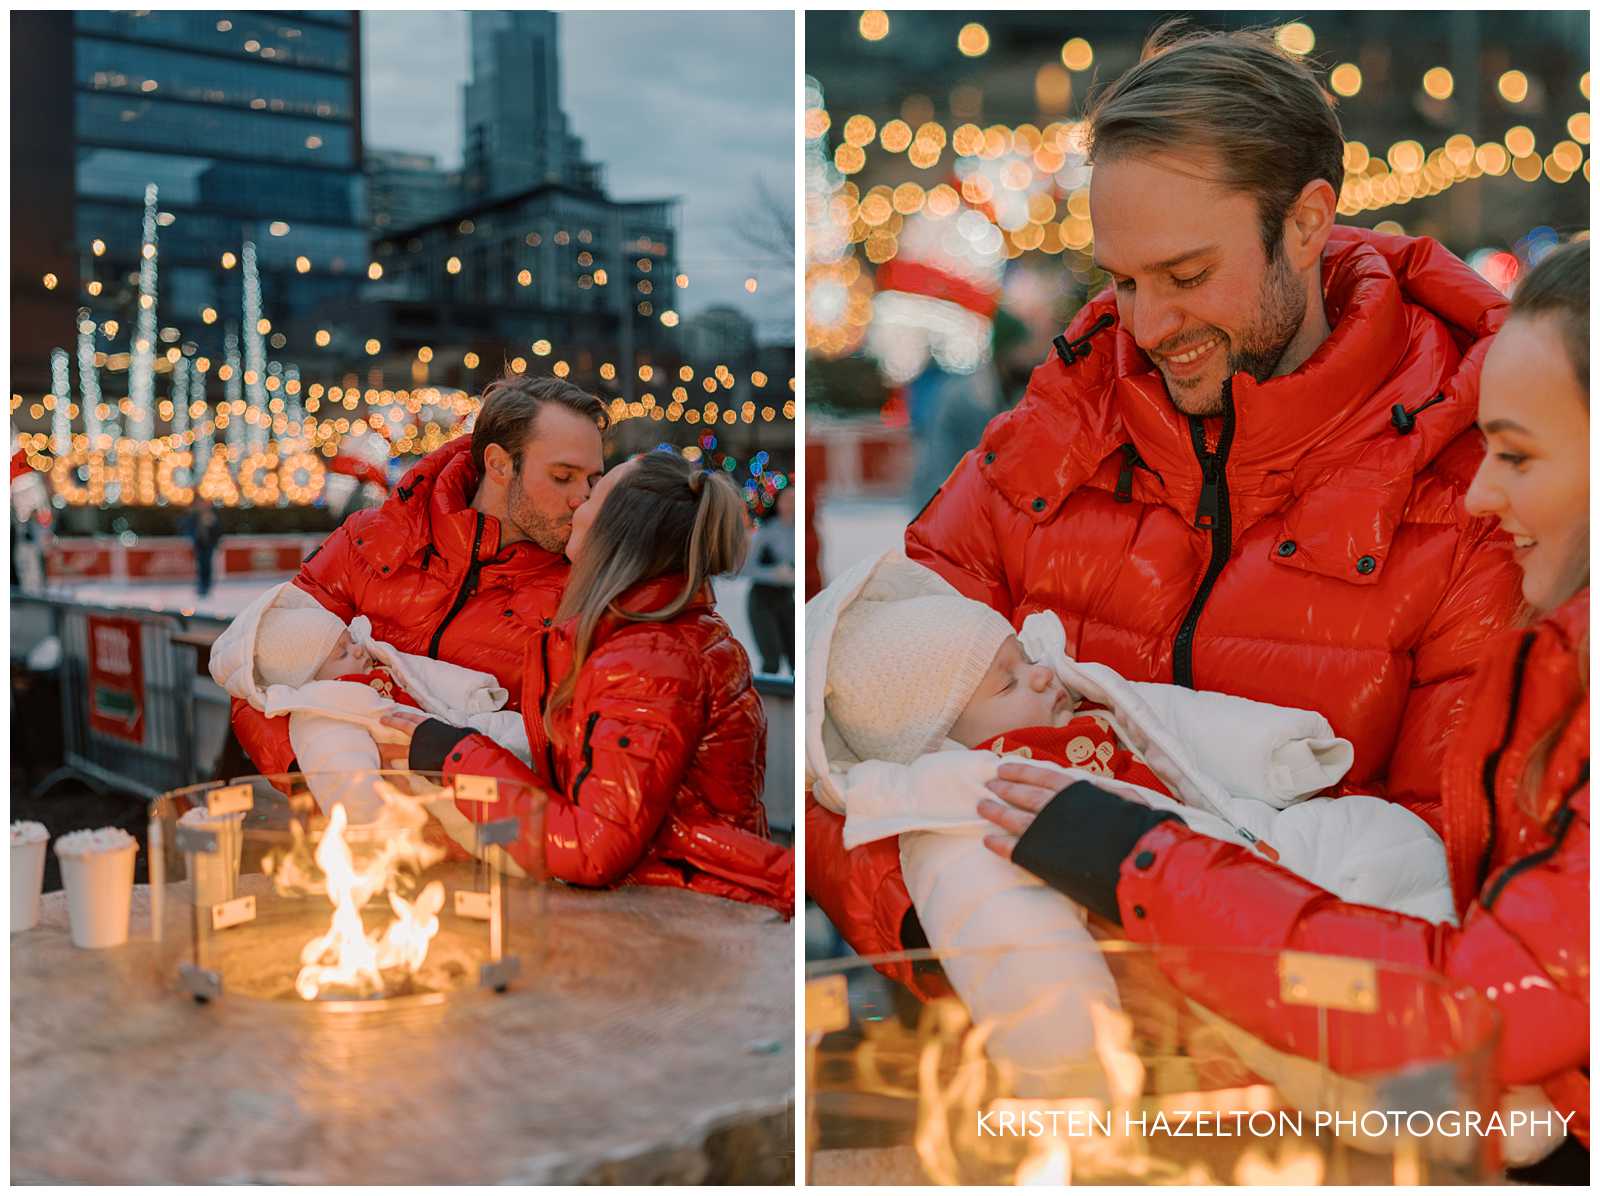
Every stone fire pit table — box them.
[12,883,794,1184]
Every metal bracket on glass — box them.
[175,825,220,855]
[1277,950,1377,1013]
[179,963,223,1002]
[479,955,521,992]
[806,974,850,1036]
[473,817,519,851]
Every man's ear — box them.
[482,442,513,481]
[1283,177,1337,271]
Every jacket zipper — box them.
[1474,632,1538,892]
[1114,443,1162,503]
[1481,764,1586,910]
[569,711,601,804]
[427,512,485,659]
[537,626,558,784]
[1172,381,1236,688]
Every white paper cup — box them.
[178,808,244,908]
[55,829,139,949]
[11,822,50,933]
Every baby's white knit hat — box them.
[826,593,1015,765]
[254,604,348,689]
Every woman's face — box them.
[564,458,635,563]
[1465,313,1590,612]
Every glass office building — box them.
[70,11,367,363]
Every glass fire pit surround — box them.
[806,942,1505,1186]
[149,771,545,1008]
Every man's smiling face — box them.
[1090,149,1308,416]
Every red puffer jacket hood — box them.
[810,226,1524,987]
[230,436,570,774]
[442,575,793,916]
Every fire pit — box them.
[14,767,792,1183]
[807,942,1504,1185]
[148,771,538,1007]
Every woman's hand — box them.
[978,769,1184,925]
[978,761,1073,859]
[377,708,428,770]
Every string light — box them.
[127,182,160,445]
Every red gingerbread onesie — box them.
[974,707,1172,798]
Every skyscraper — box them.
[13,12,368,397]
[461,12,601,199]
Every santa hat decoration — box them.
[867,210,1006,385]
[10,436,50,522]
[323,426,392,510]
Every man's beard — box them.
[1163,248,1307,416]
[507,480,571,554]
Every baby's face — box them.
[948,636,1076,747]
[314,629,371,680]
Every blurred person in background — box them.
[181,502,223,598]
[746,485,797,675]
[12,513,45,593]
[910,309,1032,513]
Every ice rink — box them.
[815,495,914,585]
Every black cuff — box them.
[409,718,468,773]
[1011,781,1181,925]
[900,905,947,985]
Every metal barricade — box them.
[29,596,198,800]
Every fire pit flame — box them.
[290,790,450,1001]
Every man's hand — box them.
[377,708,428,771]
[978,761,1071,860]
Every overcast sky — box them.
[361,11,795,342]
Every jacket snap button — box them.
[1276,540,1297,558]
[450,752,462,762]
[983,451,996,465]
[1356,555,1377,574]
[1134,850,1155,869]
[1031,497,1046,512]
[1132,904,1147,919]
[618,736,630,748]
[381,566,389,573]
[503,609,514,617]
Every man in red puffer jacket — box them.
[807,26,1524,992]
[230,375,606,773]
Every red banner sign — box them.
[87,615,145,743]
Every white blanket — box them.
[807,552,1454,1096]
[209,581,533,820]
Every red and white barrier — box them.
[805,421,912,499]
[44,534,328,584]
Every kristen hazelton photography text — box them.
[803,7,1588,1190]
[974,1107,1584,1143]
[11,9,797,1186]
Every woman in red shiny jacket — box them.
[982,242,1589,1176]
[385,451,794,917]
